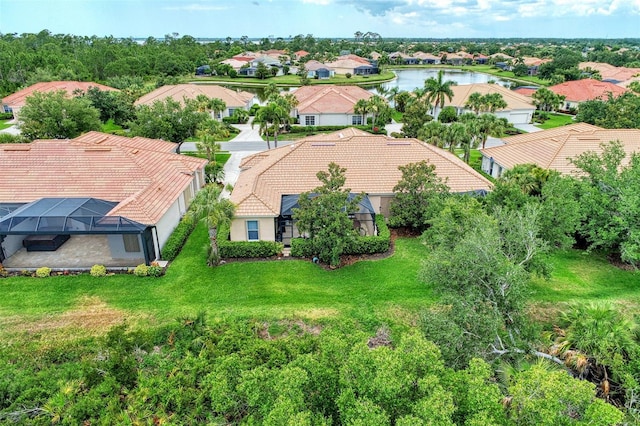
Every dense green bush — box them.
[217,223,283,258]
[291,215,390,258]
[0,112,13,120]
[133,264,149,277]
[161,216,196,261]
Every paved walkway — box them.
[0,119,20,136]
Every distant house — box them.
[229,129,492,245]
[293,50,310,61]
[195,65,211,76]
[477,124,640,179]
[413,52,442,65]
[0,132,207,268]
[522,57,551,76]
[548,79,628,111]
[445,53,465,66]
[388,52,419,65]
[474,54,489,65]
[304,60,335,79]
[2,81,118,117]
[579,61,640,86]
[134,84,255,118]
[292,85,374,126]
[438,83,536,125]
[325,58,378,75]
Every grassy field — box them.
[2,221,640,341]
[193,70,396,87]
[536,113,575,129]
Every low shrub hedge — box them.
[0,112,13,120]
[288,125,387,135]
[218,224,284,258]
[161,216,197,261]
[291,215,390,258]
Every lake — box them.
[374,68,513,93]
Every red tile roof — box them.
[2,81,118,109]
[0,133,206,225]
[135,84,254,108]
[548,79,627,102]
[231,130,492,217]
[294,85,374,114]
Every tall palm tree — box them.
[424,70,456,117]
[196,119,228,163]
[253,105,274,149]
[444,122,469,153]
[465,92,484,115]
[353,98,369,126]
[209,98,226,120]
[417,120,446,148]
[477,114,506,149]
[186,185,236,266]
[366,95,388,131]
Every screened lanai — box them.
[0,197,156,267]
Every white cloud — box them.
[302,0,333,4]
[493,15,510,21]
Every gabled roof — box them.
[480,125,640,175]
[2,81,118,109]
[0,133,206,225]
[304,60,333,72]
[444,83,535,111]
[501,123,600,145]
[134,84,254,108]
[579,62,640,83]
[548,79,627,103]
[325,58,372,70]
[294,85,374,114]
[231,129,492,217]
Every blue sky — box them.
[1,0,639,39]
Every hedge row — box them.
[161,216,197,261]
[218,223,284,258]
[288,125,387,135]
[290,214,390,258]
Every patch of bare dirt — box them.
[257,319,324,340]
[5,296,126,338]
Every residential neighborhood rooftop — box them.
[134,83,254,108]
[548,79,627,102]
[2,81,118,109]
[231,130,492,217]
[293,85,374,114]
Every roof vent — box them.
[311,143,336,147]
[2,145,31,151]
[84,147,112,152]
[338,133,344,138]
[386,142,411,146]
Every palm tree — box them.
[196,119,228,163]
[186,185,236,266]
[209,98,226,120]
[366,95,388,131]
[477,114,506,149]
[465,92,484,115]
[424,70,456,117]
[444,122,469,153]
[417,120,446,148]
[353,98,369,126]
[253,105,274,149]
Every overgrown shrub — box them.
[0,266,8,278]
[291,215,390,258]
[90,264,107,277]
[133,264,149,277]
[35,267,51,278]
[161,216,196,261]
[217,223,283,258]
[0,133,30,144]
[0,112,13,120]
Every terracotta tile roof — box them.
[231,130,492,217]
[0,133,206,225]
[134,84,254,108]
[2,81,118,109]
[481,126,640,175]
[522,57,551,66]
[444,83,535,111]
[294,50,309,57]
[548,79,627,102]
[325,58,373,71]
[489,53,514,60]
[337,54,370,64]
[294,85,374,114]
[304,60,333,71]
[579,62,640,83]
[502,123,600,145]
[512,87,537,97]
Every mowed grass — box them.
[0,224,431,331]
[530,249,640,318]
[536,113,575,129]
[0,120,13,131]
[3,223,640,337]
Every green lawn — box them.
[0,225,431,332]
[3,220,640,339]
[536,113,575,129]
[193,70,396,87]
[101,119,123,133]
[183,151,231,165]
[0,120,13,131]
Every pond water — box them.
[373,68,513,94]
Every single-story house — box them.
[325,58,378,75]
[547,79,628,111]
[579,62,640,87]
[2,81,118,117]
[388,52,419,65]
[522,57,552,76]
[413,52,442,65]
[444,53,465,66]
[0,132,207,268]
[229,129,492,244]
[479,123,609,178]
[294,50,310,61]
[437,83,536,125]
[304,60,335,79]
[292,85,374,126]
[474,54,489,65]
[134,84,255,118]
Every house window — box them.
[352,115,363,125]
[305,116,315,126]
[247,220,259,241]
[123,234,141,252]
[228,108,236,117]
